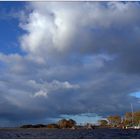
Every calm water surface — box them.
[0,128,140,139]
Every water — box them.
[0,128,140,139]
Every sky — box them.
[0,1,140,127]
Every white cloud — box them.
[50,80,80,90]
[19,2,140,59]
[32,90,48,98]
[20,12,51,54]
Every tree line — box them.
[20,119,76,129]
[20,110,140,129]
[98,111,140,128]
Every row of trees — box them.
[98,111,140,127]
[20,119,76,129]
[20,111,140,129]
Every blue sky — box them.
[0,1,140,127]
[131,91,140,98]
[0,2,26,55]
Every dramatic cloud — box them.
[0,2,140,126]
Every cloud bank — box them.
[0,2,140,126]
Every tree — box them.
[47,123,59,128]
[124,111,140,126]
[68,119,76,126]
[33,124,46,128]
[57,119,76,128]
[107,115,121,127]
[98,120,108,126]
[125,112,132,121]
[124,112,133,126]
[122,119,131,127]
[133,111,140,125]
[58,119,67,128]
